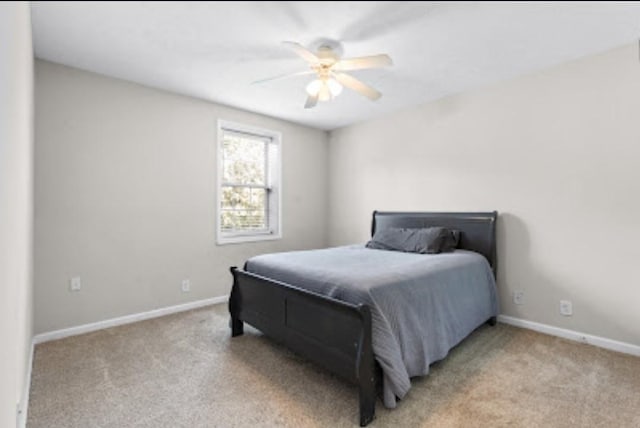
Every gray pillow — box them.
[366,227,459,254]
[442,229,461,252]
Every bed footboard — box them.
[229,267,376,426]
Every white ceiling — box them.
[31,1,640,130]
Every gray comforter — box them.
[245,245,498,408]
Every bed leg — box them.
[229,266,244,337]
[230,317,244,337]
[487,316,497,326]
[359,375,376,426]
[357,305,376,426]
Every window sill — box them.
[216,232,282,245]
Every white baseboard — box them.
[33,296,228,345]
[498,315,640,357]
[17,339,34,428]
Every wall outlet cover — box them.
[560,300,573,316]
[513,290,524,305]
[70,276,81,292]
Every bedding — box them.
[245,244,498,408]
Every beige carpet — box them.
[28,304,640,427]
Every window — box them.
[217,120,281,244]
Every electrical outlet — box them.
[560,300,573,316]
[181,279,190,293]
[69,276,81,292]
[513,290,524,305]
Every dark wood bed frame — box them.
[228,211,498,426]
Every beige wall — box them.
[34,60,328,333]
[329,44,640,346]
[0,2,34,426]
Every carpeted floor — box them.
[28,304,640,427]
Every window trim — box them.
[216,119,282,245]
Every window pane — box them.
[251,187,266,209]
[221,186,250,210]
[221,185,267,231]
[222,133,266,185]
[221,210,266,231]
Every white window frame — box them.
[216,119,282,245]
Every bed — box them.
[228,211,498,426]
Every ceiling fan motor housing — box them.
[310,38,344,62]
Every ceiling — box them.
[31,2,640,131]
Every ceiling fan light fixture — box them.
[305,78,343,101]
[305,79,323,96]
[318,84,332,101]
[326,78,343,96]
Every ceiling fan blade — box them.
[333,72,382,101]
[332,54,392,71]
[304,93,319,109]
[252,70,314,85]
[282,41,319,64]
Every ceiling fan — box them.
[254,40,393,108]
